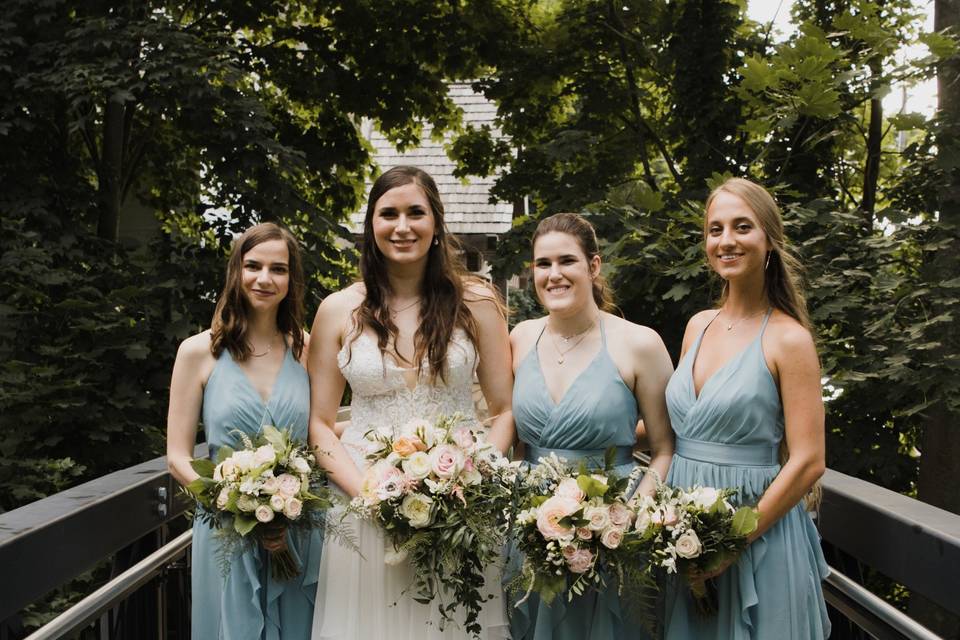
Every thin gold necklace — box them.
[721,308,768,331]
[547,316,598,364]
[389,297,421,316]
[251,332,280,358]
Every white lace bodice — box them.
[338,330,479,466]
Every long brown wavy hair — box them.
[704,178,811,332]
[210,222,306,361]
[530,212,617,313]
[351,165,490,383]
[704,178,821,509]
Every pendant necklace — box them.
[251,332,280,358]
[548,316,597,365]
[722,308,768,331]
[389,297,421,317]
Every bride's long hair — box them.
[350,165,486,383]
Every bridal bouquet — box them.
[509,451,649,606]
[632,479,759,616]
[186,425,333,580]
[349,414,518,636]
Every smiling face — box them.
[240,238,290,311]
[532,231,600,314]
[705,190,772,282]
[371,181,437,267]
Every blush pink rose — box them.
[277,473,301,498]
[536,495,580,541]
[556,477,586,502]
[451,426,475,449]
[566,548,595,574]
[430,444,465,479]
[600,527,624,549]
[608,501,632,528]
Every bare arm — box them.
[468,285,515,453]
[630,328,676,496]
[307,294,365,497]
[165,333,212,487]
[750,325,825,540]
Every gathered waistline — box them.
[524,444,635,467]
[674,437,779,466]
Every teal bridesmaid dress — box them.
[663,310,831,639]
[506,319,650,640]
[191,345,322,640]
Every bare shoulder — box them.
[317,285,363,318]
[463,278,501,307]
[177,329,213,361]
[509,316,545,355]
[765,310,816,358]
[605,313,667,355]
[687,309,718,336]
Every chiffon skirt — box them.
[663,454,831,640]
[310,499,511,640]
[192,518,322,640]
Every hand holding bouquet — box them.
[510,451,648,606]
[185,425,333,580]
[632,479,759,616]
[349,414,518,637]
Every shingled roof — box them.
[352,82,514,235]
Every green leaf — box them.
[730,507,759,537]
[234,514,257,536]
[216,446,235,464]
[190,458,216,478]
[577,474,610,499]
[919,31,959,60]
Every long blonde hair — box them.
[705,178,821,510]
[704,178,811,332]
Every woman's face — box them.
[532,231,600,315]
[704,190,771,282]
[371,181,437,267]
[240,239,290,312]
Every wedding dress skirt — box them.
[310,331,510,640]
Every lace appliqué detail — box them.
[338,330,479,466]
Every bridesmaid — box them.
[663,178,830,639]
[507,213,675,640]
[166,223,321,640]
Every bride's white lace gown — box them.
[311,330,510,639]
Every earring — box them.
[765,252,772,270]
[433,236,440,246]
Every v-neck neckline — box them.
[229,347,288,407]
[688,312,765,401]
[532,319,607,407]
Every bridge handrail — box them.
[22,530,193,640]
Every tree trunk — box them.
[910,0,960,635]
[860,65,882,229]
[96,95,126,242]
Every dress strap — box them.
[759,307,774,336]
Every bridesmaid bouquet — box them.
[509,451,649,606]
[632,479,759,616]
[349,414,518,637]
[185,425,333,580]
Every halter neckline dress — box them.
[663,310,831,639]
[193,345,322,640]
[506,318,649,640]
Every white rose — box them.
[290,455,312,474]
[400,418,432,441]
[460,467,482,486]
[231,450,256,471]
[402,452,432,480]
[216,488,230,510]
[254,504,275,523]
[261,474,280,495]
[399,493,435,528]
[277,473,301,497]
[236,495,258,512]
[675,530,703,559]
[556,477,586,502]
[634,509,653,534]
[283,497,303,519]
[213,462,224,482]
[584,505,611,532]
[253,444,276,466]
[692,487,720,510]
[269,494,286,511]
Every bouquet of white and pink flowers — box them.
[349,414,518,637]
[509,451,649,606]
[186,425,334,580]
[632,479,759,616]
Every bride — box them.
[307,165,515,639]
